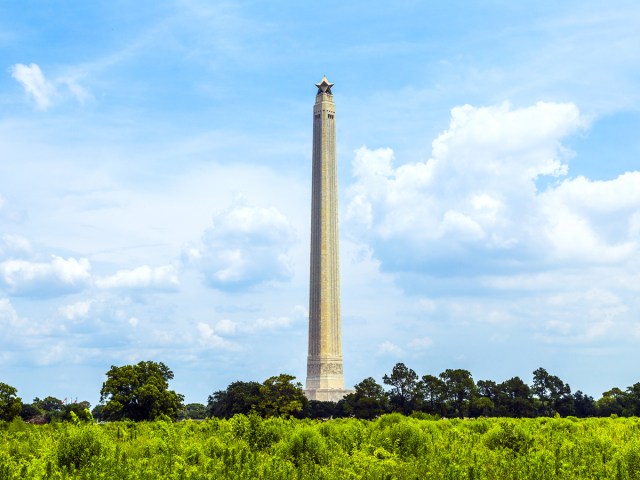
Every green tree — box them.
[62,401,93,422]
[532,367,573,416]
[20,402,45,422]
[91,404,105,422]
[477,380,498,400]
[439,369,476,418]
[417,374,446,415]
[495,376,535,417]
[99,361,184,421]
[625,383,640,416]
[573,390,596,417]
[472,379,498,417]
[180,403,208,420]
[33,396,64,421]
[383,363,419,414]
[596,387,627,416]
[208,381,263,418]
[0,382,22,421]
[306,400,340,419]
[341,377,388,419]
[258,374,307,418]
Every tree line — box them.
[208,364,638,420]
[2,361,640,423]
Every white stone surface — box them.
[305,77,351,402]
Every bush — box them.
[57,426,104,470]
[282,427,328,466]
[484,421,532,453]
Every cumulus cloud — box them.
[0,255,91,296]
[347,101,640,271]
[538,173,640,263]
[196,322,239,350]
[59,300,93,320]
[95,265,179,291]
[10,63,89,110]
[184,200,295,291]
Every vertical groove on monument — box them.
[305,76,350,402]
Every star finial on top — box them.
[315,75,334,94]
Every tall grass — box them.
[2,415,640,479]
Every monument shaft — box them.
[305,77,348,402]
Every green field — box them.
[2,414,640,479]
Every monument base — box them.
[304,388,355,403]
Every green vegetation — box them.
[6,362,640,477]
[0,383,22,422]
[3,414,640,478]
[99,361,184,421]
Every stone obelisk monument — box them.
[305,76,351,402]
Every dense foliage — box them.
[4,361,640,426]
[3,414,640,478]
[0,383,22,422]
[208,364,640,420]
[99,361,184,421]
[208,374,307,419]
[336,364,640,419]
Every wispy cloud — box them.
[10,63,56,110]
[10,63,89,110]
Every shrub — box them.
[57,426,104,470]
[484,421,532,454]
[282,427,328,466]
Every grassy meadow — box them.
[2,414,640,479]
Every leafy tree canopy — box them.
[99,361,184,421]
[0,382,22,421]
[342,377,388,419]
[34,396,64,413]
[208,381,262,418]
[383,363,419,414]
[258,374,307,418]
[180,403,208,420]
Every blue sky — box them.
[1,0,640,406]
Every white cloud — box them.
[378,341,403,356]
[196,322,238,350]
[10,63,90,110]
[11,63,57,110]
[59,300,93,320]
[95,264,179,291]
[539,173,640,263]
[185,200,295,291]
[0,255,91,296]
[59,77,91,103]
[214,318,237,335]
[347,102,640,270]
